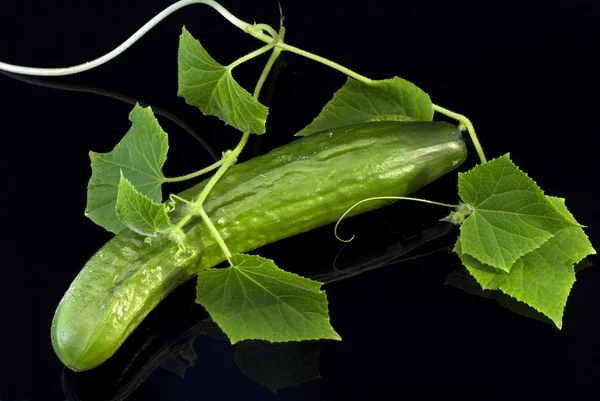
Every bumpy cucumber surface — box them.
[52,121,467,371]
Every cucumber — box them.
[51,121,467,371]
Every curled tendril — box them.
[334,196,459,243]
[166,198,177,213]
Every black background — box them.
[1,0,599,400]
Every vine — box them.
[0,0,484,162]
[1,0,593,343]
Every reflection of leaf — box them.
[115,172,172,237]
[296,76,433,136]
[178,27,268,134]
[86,104,168,233]
[445,268,554,325]
[195,253,341,343]
[458,154,575,272]
[575,258,594,273]
[312,222,456,285]
[444,269,497,299]
[496,295,554,326]
[235,340,323,393]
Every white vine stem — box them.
[0,0,253,76]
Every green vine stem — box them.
[253,27,286,96]
[334,196,458,242]
[228,27,280,70]
[251,31,487,163]
[431,104,486,163]
[191,146,246,261]
[163,159,224,183]
[292,45,486,162]
[177,27,286,264]
[273,41,372,84]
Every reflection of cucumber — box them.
[61,281,221,401]
[61,220,458,400]
[52,121,468,372]
[310,222,457,284]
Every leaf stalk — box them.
[163,159,224,183]
[178,26,287,264]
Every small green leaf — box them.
[195,253,341,344]
[458,154,575,272]
[115,172,172,237]
[86,104,168,234]
[455,197,595,328]
[178,27,268,134]
[295,76,433,136]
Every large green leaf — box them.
[455,197,595,328]
[178,27,268,134]
[458,154,575,272]
[85,104,168,234]
[295,76,433,136]
[195,253,341,344]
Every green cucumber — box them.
[51,121,467,371]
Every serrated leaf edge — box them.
[177,27,268,134]
[455,234,584,329]
[457,153,580,271]
[196,253,342,344]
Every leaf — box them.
[455,197,595,327]
[86,104,168,234]
[195,253,341,344]
[295,76,433,136]
[235,340,323,393]
[115,172,172,237]
[458,154,575,272]
[548,195,581,225]
[178,27,268,134]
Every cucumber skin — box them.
[51,121,467,371]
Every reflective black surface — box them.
[1,1,599,399]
